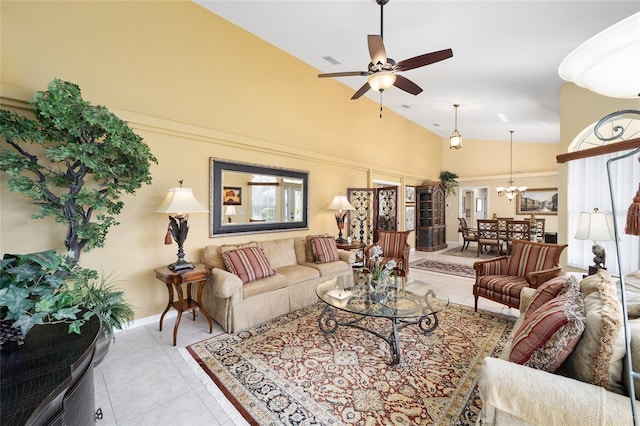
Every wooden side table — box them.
[154,263,213,346]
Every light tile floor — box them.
[94,244,518,425]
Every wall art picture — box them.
[405,186,415,203]
[516,188,558,215]
[223,186,241,205]
[405,206,415,231]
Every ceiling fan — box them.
[318,0,453,100]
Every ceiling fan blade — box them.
[351,82,371,100]
[396,48,453,72]
[393,75,423,95]
[318,71,369,78]
[367,35,387,65]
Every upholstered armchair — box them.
[472,239,568,311]
[366,230,411,277]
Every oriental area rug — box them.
[183,302,514,425]
[410,259,476,279]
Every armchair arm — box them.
[337,249,355,264]
[478,357,632,425]
[525,266,562,289]
[473,256,509,277]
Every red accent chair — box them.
[472,239,568,311]
[366,230,411,277]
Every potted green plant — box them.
[439,171,459,197]
[0,78,157,262]
[0,79,155,353]
[71,271,135,364]
[0,250,94,347]
[0,249,135,364]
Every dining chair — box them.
[476,219,503,257]
[458,218,477,252]
[505,220,531,254]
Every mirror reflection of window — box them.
[283,178,303,222]
[250,175,277,222]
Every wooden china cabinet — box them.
[415,180,447,251]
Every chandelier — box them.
[496,130,527,201]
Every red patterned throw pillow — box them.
[524,275,572,318]
[311,236,340,264]
[222,246,275,284]
[509,280,585,372]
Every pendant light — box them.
[449,104,462,149]
[496,131,527,201]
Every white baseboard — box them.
[113,310,177,335]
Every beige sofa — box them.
[477,270,640,425]
[200,236,354,332]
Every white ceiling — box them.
[195,1,639,144]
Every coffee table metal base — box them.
[317,305,439,366]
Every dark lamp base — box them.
[588,265,606,276]
[168,260,195,271]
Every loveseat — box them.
[477,270,640,425]
[199,235,354,332]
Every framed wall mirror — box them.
[210,159,309,236]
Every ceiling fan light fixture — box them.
[368,71,396,91]
[449,104,462,149]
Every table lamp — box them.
[225,205,237,223]
[574,208,615,275]
[326,194,355,243]
[155,181,208,271]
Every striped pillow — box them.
[311,236,340,264]
[524,275,573,318]
[222,246,275,283]
[509,280,585,372]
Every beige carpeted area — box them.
[184,302,514,425]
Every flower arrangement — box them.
[366,245,396,282]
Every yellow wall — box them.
[0,1,441,319]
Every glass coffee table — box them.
[316,271,449,366]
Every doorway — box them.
[459,186,488,237]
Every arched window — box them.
[567,112,640,275]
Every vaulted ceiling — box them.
[196,1,639,144]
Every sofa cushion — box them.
[242,273,288,299]
[259,238,297,269]
[626,318,640,400]
[310,236,340,264]
[222,246,275,284]
[524,275,572,317]
[565,270,626,393]
[274,264,319,284]
[303,260,350,277]
[509,279,585,372]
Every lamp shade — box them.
[225,205,237,216]
[326,195,355,212]
[558,12,640,99]
[155,187,208,214]
[450,131,462,149]
[575,209,615,241]
[368,71,397,91]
